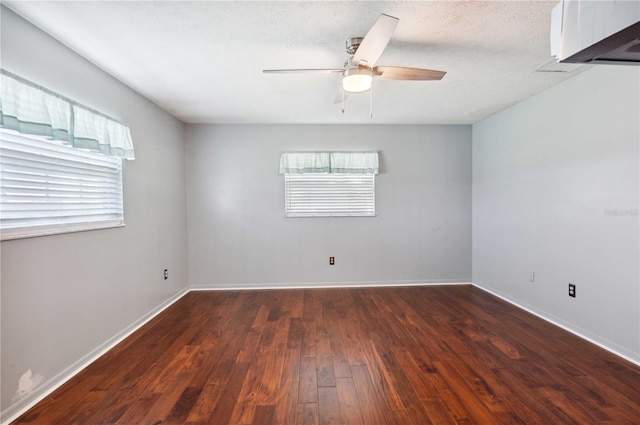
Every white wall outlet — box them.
[528,272,535,282]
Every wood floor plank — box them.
[316,324,332,359]
[9,287,640,425]
[287,317,304,349]
[350,365,387,425]
[317,357,336,387]
[66,390,108,425]
[433,358,502,422]
[332,356,352,378]
[298,357,318,404]
[185,331,252,421]
[391,347,439,400]
[17,372,104,424]
[164,386,203,425]
[487,366,579,424]
[340,318,368,368]
[252,404,276,425]
[204,360,251,424]
[422,398,457,425]
[233,327,280,422]
[259,315,291,406]
[359,338,405,411]
[335,377,365,425]
[284,290,304,319]
[136,376,194,424]
[421,370,480,424]
[236,326,263,363]
[183,380,225,423]
[114,392,162,425]
[317,387,341,425]
[186,333,260,421]
[300,320,317,358]
[383,409,411,425]
[367,336,435,425]
[296,403,319,425]
[274,347,301,425]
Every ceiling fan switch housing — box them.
[346,37,364,55]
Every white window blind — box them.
[284,173,375,217]
[0,129,124,240]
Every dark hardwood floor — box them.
[11,285,640,424]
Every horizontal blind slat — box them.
[1,149,120,174]
[0,210,122,218]
[1,133,121,168]
[2,169,121,183]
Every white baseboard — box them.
[190,279,472,291]
[0,288,190,425]
[472,283,640,367]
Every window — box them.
[0,69,134,240]
[0,130,124,240]
[280,151,378,218]
[285,173,375,217]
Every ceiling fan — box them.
[263,14,446,113]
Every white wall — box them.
[187,124,472,288]
[473,66,640,361]
[0,7,188,418]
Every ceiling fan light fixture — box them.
[342,67,373,93]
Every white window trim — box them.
[1,220,125,241]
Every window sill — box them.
[285,214,378,218]
[1,221,126,242]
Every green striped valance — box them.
[279,151,379,174]
[0,69,135,160]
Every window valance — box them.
[279,151,379,174]
[0,69,135,160]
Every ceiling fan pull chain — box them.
[369,83,373,118]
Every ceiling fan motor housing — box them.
[346,37,364,55]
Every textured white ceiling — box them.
[5,1,581,124]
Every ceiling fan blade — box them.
[263,69,344,74]
[352,14,399,67]
[373,66,446,80]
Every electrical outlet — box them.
[528,272,535,283]
[164,269,168,280]
[329,257,335,265]
[568,283,576,298]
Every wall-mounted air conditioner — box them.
[551,0,640,65]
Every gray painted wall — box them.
[0,7,189,414]
[186,124,472,288]
[472,65,640,361]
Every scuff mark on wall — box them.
[12,369,44,402]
